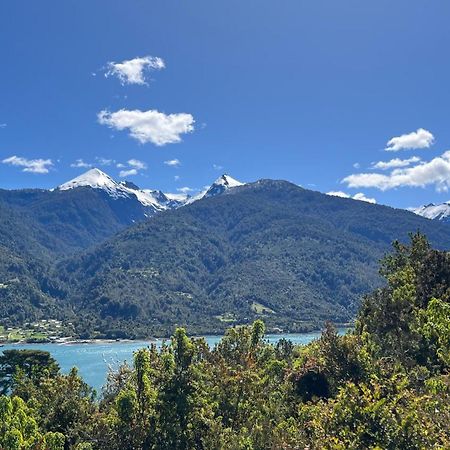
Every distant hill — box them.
[56,179,450,337]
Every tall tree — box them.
[0,349,59,394]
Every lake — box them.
[0,331,346,393]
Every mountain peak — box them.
[201,174,244,199]
[57,169,246,210]
[58,168,118,191]
[412,201,450,223]
[213,174,244,188]
[57,168,173,211]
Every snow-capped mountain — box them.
[203,174,244,198]
[59,168,123,195]
[184,174,244,204]
[57,168,193,216]
[57,168,174,213]
[411,202,450,223]
[57,168,244,213]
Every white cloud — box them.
[70,159,92,168]
[98,109,195,146]
[96,157,115,166]
[372,156,421,170]
[327,191,350,199]
[127,159,147,170]
[116,159,147,177]
[119,168,138,177]
[105,56,165,85]
[2,155,53,174]
[0,123,6,128]
[353,162,360,169]
[213,164,224,170]
[385,128,434,151]
[164,159,181,167]
[326,190,376,204]
[343,150,450,192]
[174,175,180,181]
[352,192,377,204]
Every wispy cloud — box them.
[0,123,6,128]
[2,155,53,174]
[105,55,165,85]
[343,150,450,192]
[127,159,147,170]
[164,159,181,167]
[385,128,434,151]
[371,156,421,170]
[95,157,115,166]
[213,164,223,171]
[117,159,147,177]
[326,190,376,204]
[70,159,92,168]
[98,109,195,146]
[119,168,138,177]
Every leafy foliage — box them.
[0,350,59,395]
[1,233,449,448]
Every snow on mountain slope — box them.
[58,168,168,212]
[204,174,244,198]
[164,192,189,202]
[57,169,245,212]
[184,174,244,204]
[58,168,125,197]
[411,202,450,223]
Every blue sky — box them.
[1,0,450,208]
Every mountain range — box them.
[57,167,244,211]
[1,169,449,337]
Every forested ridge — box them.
[51,181,450,337]
[1,180,450,337]
[1,233,450,449]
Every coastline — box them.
[0,326,352,347]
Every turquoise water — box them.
[0,331,344,393]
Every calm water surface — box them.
[1,331,347,392]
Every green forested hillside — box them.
[57,180,450,337]
[0,186,157,325]
[0,201,64,323]
[1,234,450,449]
[0,187,153,253]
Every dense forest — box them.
[2,179,450,338]
[54,181,450,337]
[1,233,449,449]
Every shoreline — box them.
[0,327,352,347]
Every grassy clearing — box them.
[251,301,275,315]
[215,313,237,323]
